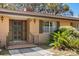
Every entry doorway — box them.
[9,20,27,42]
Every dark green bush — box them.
[48,33,54,44]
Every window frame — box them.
[71,22,79,31]
[42,21,57,33]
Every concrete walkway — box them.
[9,47,54,56]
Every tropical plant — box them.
[48,26,79,50]
[49,29,71,49]
[48,33,54,44]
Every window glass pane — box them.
[77,24,79,31]
[50,22,57,32]
[43,21,49,32]
[39,20,43,33]
[14,36,17,39]
[14,31,17,34]
[13,21,17,25]
[50,22,52,26]
[41,21,58,33]
[75,24,79,31]
[18,36,21,40]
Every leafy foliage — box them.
[0,3,73,16]
[0,3,16,10]
[48,26,79,50]
[47,3,73,16]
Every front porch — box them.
[7,19,37,49]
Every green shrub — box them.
[48,26,79,50]
[48,33,54,44]
[68,38,79,49]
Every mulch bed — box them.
[39,44,79,56]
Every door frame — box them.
[9,20,28,42]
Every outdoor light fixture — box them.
[1,16,4,22]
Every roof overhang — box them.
[0,8,79,21]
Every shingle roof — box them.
[0,8,79,21]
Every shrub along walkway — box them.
[9,47,54,56]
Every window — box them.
[77,24,79,30]
[50,22,58,32]
[13,21,17,25]
[71,22,79,31]
[14,36,17,40]
[18,36,21,40]
[75,23,79,31]
[40,21,58,33]
[43,22,49,32]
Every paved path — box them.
[9,47,54,56]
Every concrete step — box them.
[8,40,27,46]
[7,44,37,49]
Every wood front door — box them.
[9,20,27,41]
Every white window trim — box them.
[43,21,57,33]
